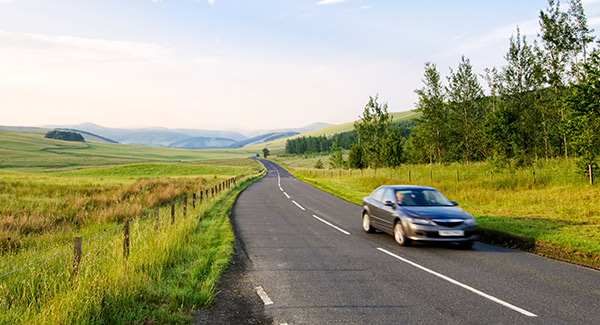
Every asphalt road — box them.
[231,159,600,324]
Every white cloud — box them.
[0,0,16,3]
[439,18,539,59]
[207,0,215,5]
[316,0,351,5]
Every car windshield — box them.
[395,189,453,206]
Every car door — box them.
[378,188,397,233]
[368,188,387,230]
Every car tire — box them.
[362,212,375,233]
[394,222,410,246]
[457,240,474,249]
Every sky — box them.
[2,0,600,133]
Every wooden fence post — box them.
[171,202,175,224]
[154,206,159,230]
[590,165,594,185]
[408,170,411,182]
[123,219,130,259]
[73,236,82,276]
[183,195,187,217]
[193,193,196,209]
[430,169,433,182]
[456,171,460,182]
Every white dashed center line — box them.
[291,200,306,211]
[255,286,273,305]
[312,214,351,235]
[377,248,537,317]
[283,192,290,199]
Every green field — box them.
[0,130,264,323]
[272,155,600,269]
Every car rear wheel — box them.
[394,222,410,246]
[362,213,375,233]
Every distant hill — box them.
[245,110,420,152]
[57,128,118,143]
[43,122,332,149]
[170,137,237,149]
[0,125,49,134]
[229,131,300,148]
[244,122,333,138]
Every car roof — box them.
[376,185,438,191]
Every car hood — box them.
[400,206,473,219]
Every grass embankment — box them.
[273,155,600,269]
[0,165,264,324]
[0,130,265,323]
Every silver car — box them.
[361,185,479,248]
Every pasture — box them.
[0,130,263,323]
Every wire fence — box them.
[0,173,254,281]
[301,163,596,186]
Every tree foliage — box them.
[44,130,85,142]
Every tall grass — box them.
[0,168,264,324]
[273,156,600,269]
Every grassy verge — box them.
[0,170,264,324]
[272,156,600,270]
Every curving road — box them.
[231,160,600,324]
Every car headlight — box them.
[408,217,434,225]
[464,218,478,225]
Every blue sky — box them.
[2,0,600,132]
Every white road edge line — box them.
[312,215,351,235]
[377,248,537,318]
[291,200,306,211]
[255,286,273,306]
[283,192,290,199]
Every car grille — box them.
[431,219,464,227]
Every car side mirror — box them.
[384,200,395,207]
[451,201,459,206]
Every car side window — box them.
[371,188,385,202]
[382,189,395,203]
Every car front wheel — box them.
[362,212,375,233]
[394,222,410,246]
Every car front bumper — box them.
[406,223,479,242]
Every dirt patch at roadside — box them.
[193,240,272,325]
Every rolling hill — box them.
[245,110,419,152]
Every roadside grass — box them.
[0,130,268,322]
[272,155,600,269]
[0,172,263,324]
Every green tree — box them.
[347,143,365,169]
[447,56,486,163]
[381,126,404,168]
[498,28,546,163]
[262,148,270,159]
[354,95,392,168]
[314,159,325,169]
[328,138,345,169]
[414,62,449,163]
[565,50,600,176]
[539,0,577,158]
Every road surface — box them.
[230,159,600,324]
